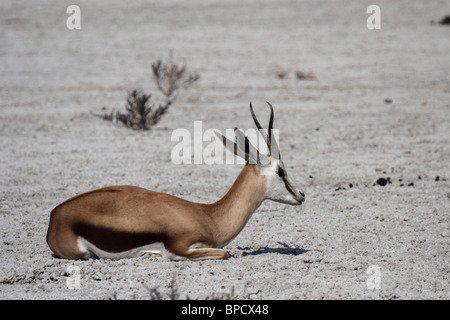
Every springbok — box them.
[46,102,305,260]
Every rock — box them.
[376,178,388,186]
[439,15,450,25]
[276,71,287,79]
[296,71,315,80]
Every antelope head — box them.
[217,102,305,206]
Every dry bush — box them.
[94,90,170,131]
[151,51,200,103]
[93,52,199,130]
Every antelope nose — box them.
[296,191,305,204]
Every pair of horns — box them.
[249,102,280,158]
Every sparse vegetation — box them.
[93,51,199,130]
[275,69,316,80]
[110,275,235,300]
[94,90,170,131]
[295,71,315,80]
[152,51,200,104]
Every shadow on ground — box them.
[238,242,309,256]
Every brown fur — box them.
[46,165,266,260]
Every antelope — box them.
[46,102,305,260]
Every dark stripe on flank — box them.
[73,222,165,253]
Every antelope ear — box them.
[214,131,248,161]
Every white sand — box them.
[1,0,449,299]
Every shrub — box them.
[93,52,199,130]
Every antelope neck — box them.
[204,165,267,246]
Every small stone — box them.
[376,178,388,186]
[276,71,287,79]
[296,71,315,80]
[439,15,450,25]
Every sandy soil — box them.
[1,0,449,300]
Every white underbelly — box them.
[77,237,214,260]
[77,237,170,260]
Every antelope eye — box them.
[276,167,285,178]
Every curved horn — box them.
[266,102,280,159]
[266,101,274,149]
[250,102,271,154]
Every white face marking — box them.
[258,160,278,176]
[260,158,304,205]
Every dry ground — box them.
[0,0,449,299]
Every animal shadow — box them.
[238,242,309,256]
